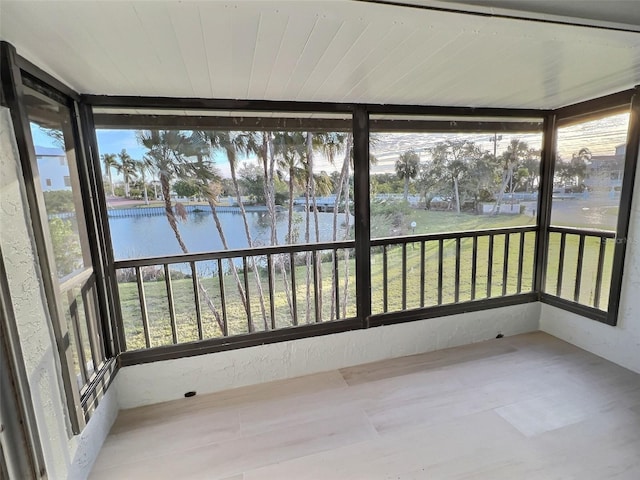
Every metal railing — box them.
[370,226,538,315]
[109,225,617,357]
[112,226,548,354]
[544,226,616,311]
[113,241,356,352]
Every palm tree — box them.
[305,132,349,322]
[200,130,269,331]
[137,130,224,334]
[101,153,117,196]
[273,131,306,323]
[115,149,138,198]
[191,168,250,317]
[395,150,420,202]
[258,131,295,324]
[274,132,306,245]
[137,156,154,205]
[302,132,317,323]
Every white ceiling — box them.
[1,0,639,109]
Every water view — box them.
[109,209,352,260]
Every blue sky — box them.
[31,125,61,150]
[96,130,148,160]
[93,129,340,179]
[96,129,237,178]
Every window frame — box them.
[1,42,117,433]
[538,91,640,325]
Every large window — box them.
[94,109,357,351]
[368,115,542,315]
[544,111,631,312]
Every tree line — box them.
[391,138,592,213]
[392,138,541,213]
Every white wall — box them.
[117,302,541,409]
[540,146,640,374]
[0,107,119,479]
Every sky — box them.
[94,129,343,180]
[34,113,630,182]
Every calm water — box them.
[109,210,352,260]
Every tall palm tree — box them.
[101,153,117,196]
[115,149,138,198]
[201,130,269,331]
[273,131,306,322]
[137,156,154,205]
[312,132,349,321]
[258,131,293,325]
[137,130,224,334]
[302,132,316,323]
[273,132,306,319]
[191,169,250,316]
[300,132,350,323]
[395,150,420,202]
[327,135,377,319]
[274,132,306,245]
[183,133,252,317]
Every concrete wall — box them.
[0,107,118,479]
[117,302,541,409]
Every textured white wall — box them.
[117,302,541,409]
[0,107,119,479]
[541,148,640,373]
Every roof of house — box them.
[35,145,65,157]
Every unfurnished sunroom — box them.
[1,1,640,479]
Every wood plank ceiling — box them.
[1,0,639,109]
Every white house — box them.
[35,145,70,192]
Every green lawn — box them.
[405,209,536,235]
[116,211,613,351]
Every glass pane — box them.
[94,114,353,261]
[551,112,630,230]
[545,111,629,310]
[369,121,543,239]
[24,86,89,280]
[95,109,356,347]
[368,115,542,315]
[64,286,95,382]
[60,292,82,388]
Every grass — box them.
[407,208,536,235]
[115,211,613,351]
[118,253,357,350]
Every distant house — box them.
[584,144,625,191]
[36,145,70,191]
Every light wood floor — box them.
[90,332,640,479]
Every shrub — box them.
[43,190,74,214]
